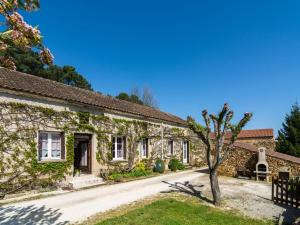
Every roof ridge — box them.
[0,67,186,125]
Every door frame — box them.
[183,140,189,164]
[74,133,92,174]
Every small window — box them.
[140,138,148,158]
[168,140,173,155]
[39,132,63,161]
[112,136,125,160]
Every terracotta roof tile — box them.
[0,67,186,126]
[211,129,274,139]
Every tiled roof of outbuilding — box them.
[211,129,274,139]
[0,67,186,126]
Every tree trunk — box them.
[209,169,221,206]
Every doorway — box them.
[183,141,189,164]
[74,134,92,174]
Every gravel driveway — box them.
[1,169,298,225]
[0,169,204,225]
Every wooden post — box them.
[285,178,288,205]
[276,178,279,203]
[295,181,300,208]
[280,178,284,204]
[290,179,294,207]
[271,177,274,201]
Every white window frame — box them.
[140,138,148,158]
[112,136,125,161]
[39,131,62,161]
[183,140,188,163]
[168,140,173,156]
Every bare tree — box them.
[142,87,158,108]
[187,103,252,205]
[131,87,140,98]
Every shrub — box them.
[177,162,185,170]
[154,158,165,173]
[134,162,146,173]
[168,158,180,171]
[107,163,152,182]
[168,158,186,171]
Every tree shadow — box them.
[161,180,214,204]
[194,168,210,174]
[0,204,69,225]
[274,203,300,224]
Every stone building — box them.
[0,67,201,190]
[0,67,299,193]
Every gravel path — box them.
[1,169,299,225]
[178,172,300,223]
[0,169,204,225]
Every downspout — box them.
[161,122,164,159]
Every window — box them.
[112,136,125,160]
[39,132,63,160]
[140,138,148,158]
[168,140,173,155]
[183,141,189,163]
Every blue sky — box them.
[24,1,300,134]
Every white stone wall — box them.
[0,89,198,179]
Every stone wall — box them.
[236,137,275,152]
[218,142,300,177]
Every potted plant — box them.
[74,169,81,177]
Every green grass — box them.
[95,198,273,225]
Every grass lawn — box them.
[95,198,274,225]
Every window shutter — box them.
[38,132,42,161]
[146,138,149,158]
[187,141,190,163]
[111,136,115,159]
[123,136,127,159]
[61,133,65,160]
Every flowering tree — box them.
[0,0,53,70]
[187,104,252,205]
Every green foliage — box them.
[77,111,90,124]
[0,46,93,90]
[154,158,165,173]
[276,103,300,157]
[116,92,144,105]
[288,177,300,196]
[31,134,74,179]
[0,0,53,69]
[168,158,185,171]
[134,162,146,173]
[107,162,152,182]
[96,198,273,225]
[0,101,193,195]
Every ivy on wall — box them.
[0,101,198,196]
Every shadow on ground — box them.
[161,180,214,204]
[276,204,300,224]
[0,205,69,225]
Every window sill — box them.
[110,159,128,163]
[38,159,66,163]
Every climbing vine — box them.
[0,101,198,196]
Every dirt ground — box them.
[172,170,300,224]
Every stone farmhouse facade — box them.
[0,67,299,193]
[0,67,205,190]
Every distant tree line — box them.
[116,87,158,108]
[1,45,92,90]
